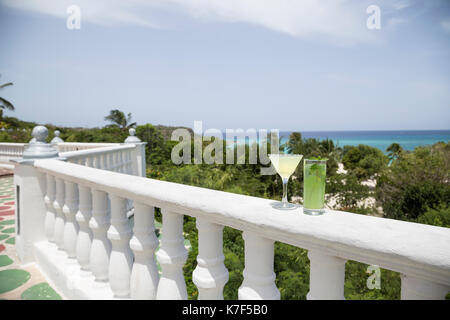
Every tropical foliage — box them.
[0,111,448,300]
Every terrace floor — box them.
[0,175,62,300]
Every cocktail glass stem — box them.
[282,177,289,206]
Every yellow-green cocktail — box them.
[303,159,327,215]
[269,154,303,210]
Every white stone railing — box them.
[0,142,26,165]
[60,144,136,175]
[56,142,120,153]
[15,157,450,300]
[0,142,120,164]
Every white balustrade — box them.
[193,219,229,300]
[307,250,346,300]
[156,210,188,300]
[130,202,159,300]
[0,142,26,162]
[53,177,66,250]
[401,275,450,300]
[108,194,133,297]
[44,174,56,242]
[76,185,93,270]
[18,156,449,301]
[238,231,280,300]
[89,189,111,281]
[62,181,80,258]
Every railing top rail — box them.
[34,158,450,286]
[57,142,120,146]
[0,143,27,147]
[59,144,135,159]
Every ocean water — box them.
[227,130,450,152]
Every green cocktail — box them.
[303,159,327,215]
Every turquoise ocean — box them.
[280,130,450,152]
[228,130,450,152]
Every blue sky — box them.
[0,0,449,131]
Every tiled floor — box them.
[0,175,61,300]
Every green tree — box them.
[0,75,14,119]
[386,143,403,162]
[104,109,136,130]
[342,144,388,180]
[418,204,450,228]
[376,142,450,221]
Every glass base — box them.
[303,207,325,215]
[271,201,298,210]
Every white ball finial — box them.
[23,125,59,159]
[55,130,60,137]
[124,127,141,143]
[32,125,48,143]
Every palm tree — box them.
[104,109,136,130]
[386,143,403,162]
[0,75,14,119]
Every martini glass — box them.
[269,154,303,210]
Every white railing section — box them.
[0,142,26,165]
[56,142,120,153]
[30,159,450,300]
[0,142,120,164]
[60,144,136,175]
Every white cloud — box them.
[441,18,450,33]
[391,0,412,10]
[1,0,414,45]
[386,17,407,28]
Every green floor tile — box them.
[0,234,9,241]
[21,283,62,300]
[0,255,13,267]
[0,220,15,225]
[0,269,31,294]
[2,227,14,234]
[5,237,15,244]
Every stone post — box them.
[51,130,64,144]
[124,128,147,177]
[13,126,60,263]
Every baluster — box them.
[130,202,159,299]
[122,151,128,174]
[95,155,101,169]
[118,151,123,173]
[44,174,56,242]
[127,151,133,175]
[127,151,132,174]
[401,275,449,300]
[121,151,126,173]
[107,153,113,171]
[53,177,66,250]
[193,219,229,299]
[76,185,93,270]
[62,181,79,258]
[125,151,129,173]
[96,155,102,169]
[238,231,280,300]
[307,250,346,300]
[102,153,108,170]
[89,189,111,281]
[156,210,188,300]
[86,156,94,168]
[108,194,133,297]
[110,152,116,172]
